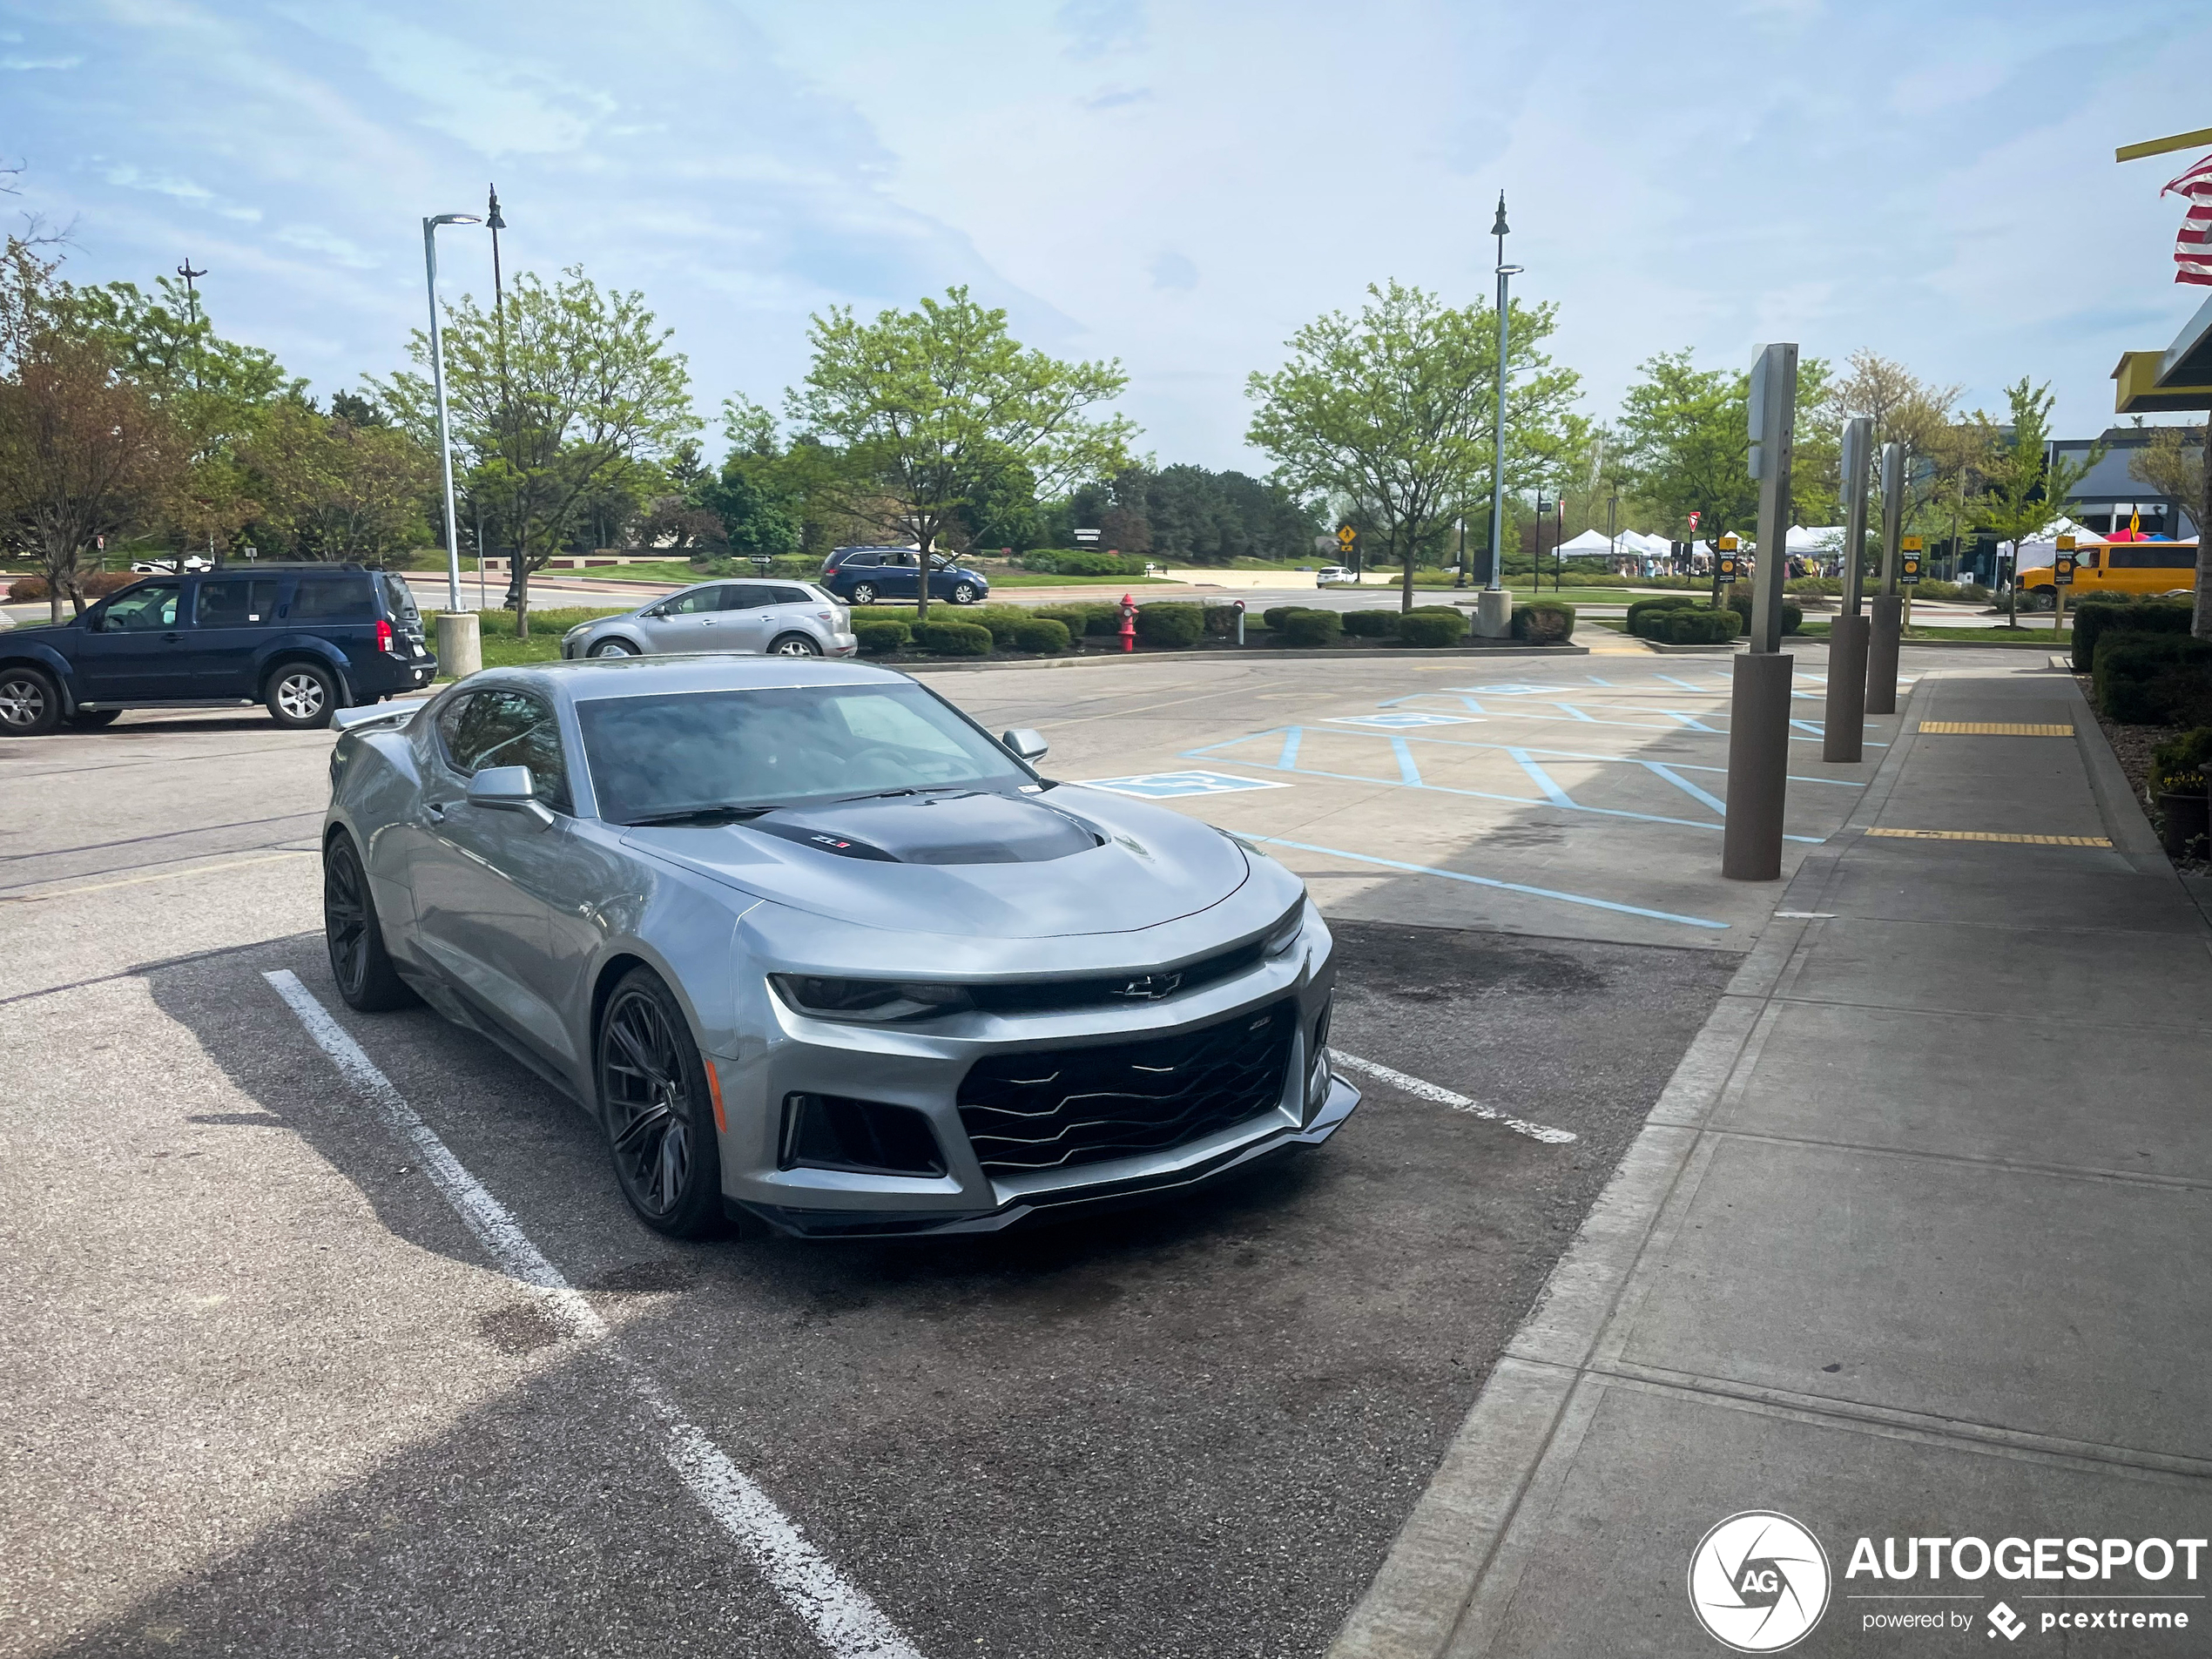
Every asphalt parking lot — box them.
[0,644,1940,1658]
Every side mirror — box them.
[640,603,667,618]
[468,764,553,826]
[1001,728,1049,762]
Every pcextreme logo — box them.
[1688,1511,1832,1652]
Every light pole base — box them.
[1472,589,1514,638]
[1723,651,1794,881]
[436,610,482,680]
[1822,614,1870,763]
[1865,595,1903,716]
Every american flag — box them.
[2164,152,2212,286]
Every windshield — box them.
[578,682,1033,825]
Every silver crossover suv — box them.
[320,655,1356,1239]
[561,578,857,660]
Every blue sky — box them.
[4,0,2209,471]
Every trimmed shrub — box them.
[1657,607,1743,645]
[1626,594,1705,637]
[1340,609,1400,638]
[2070,596,2193,673]
[1399,610,1468,648]
[1260,605,1299,632]
[1016,548,1150,577]
[1135,602,1206,648]
[1279,609,1343,648]
[2150,727,2212,794]
[853,619,910,654]
[968,604,1034,647]
[1011,617,1071,653]
[917,620,993,658]
[1202,602,1244,637]
[845,605,915,629]
[2092,633,2212,724]
[1784,575,1842,597]
[1037,601,1124,637]
[1725,592,1804,637]
[6,571,138,603]
[1511,600,1576,644]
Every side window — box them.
[376,573,419,624]
[843,550,880,568]
[101,582,182,631]
[442,690,572,813]
[196,577,281,627]
[766,585,812,605]
[720,583,774,610]
[667,588,722,616]
[292,575,377,622]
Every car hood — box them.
[620,785,1248,940]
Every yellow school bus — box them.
[2019,541,2198,599]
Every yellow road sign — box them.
[1336,525,1356,548]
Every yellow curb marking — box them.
[1914,721,2074,736]
[1865,828,2112,847]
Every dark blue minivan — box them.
[0,564,436,735]
[819,545,990,607]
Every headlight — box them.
[1264,902,1306,957]
[771,974,974,1023]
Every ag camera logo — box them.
[1689,1511,1831,1652]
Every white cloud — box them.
[275,224,378,268]
[3,52,84,69]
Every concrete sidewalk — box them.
[1333,660,2212,1657]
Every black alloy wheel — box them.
[849,582,879,606]
[322,833,415,1011]
[0,667,61,736]
[598,968,724,1238]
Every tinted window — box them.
[102,583,181,631]
[577,684,1029,824]
[436,690,571,812]
[292,575,377,621]
[196,577,281,627]
[766,585,813,605]
[377,573,420,623]
[840,550,880,567]
[2109,545,2197,569]
[720,584,775,610]
[665,587,724,616]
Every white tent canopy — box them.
[1553,529,1623,561]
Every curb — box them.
[896,644,1591,672]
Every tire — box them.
[66,708,123,729]
[849,582,879,606]
[323,832,415,1012]
[768,633,821,657]
[0,665,61,736]
[949,583,980,605]
[266,660,340,729]
[590,639,638,658]
[597,968,725,1238]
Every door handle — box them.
[163,631,183,643]
[700,618,716,627]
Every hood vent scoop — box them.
[746,790,1100,867]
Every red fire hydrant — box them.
[1119,593,1136,652]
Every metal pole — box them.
[1478,193,1519,639]
[1723,342,1797,881]
[475,496,487,611]
[424,218,465,615]
[1824,416,1873,763]
[1456,516,1467,588]
[1866,441,1905,716]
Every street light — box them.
[423,212,482,614]
[1482,192,1524,637]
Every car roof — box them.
[473,654,908,705]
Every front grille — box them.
[963,940,1265,1015]
[958,1001,1295,1177]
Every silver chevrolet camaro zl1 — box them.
[320,655,1357,1238]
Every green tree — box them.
[788,286,1135,619]
[378,266,694,637]
[2126,423,2212,634]
[243,400,436,564]
[1246,280,1582,610]
[1978,378,2100,625]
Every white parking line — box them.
[262,969,926,1659]
[1331,1049,1577,1144]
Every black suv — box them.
[0,564,436,735]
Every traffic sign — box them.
[1900,554,1921,584]
[1336,524,1357,550]
[2054,556,2076,586]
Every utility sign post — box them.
[1723,342,1797,882]
[2054,533,2077,637]
[1336,523,1359,576]
[1900,535,1923,629]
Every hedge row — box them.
[6,572,139,603]
[2070,597,2192,673]
[2093,632,2212,725]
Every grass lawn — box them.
[1797,621,2058,645]
[429,606,617,674]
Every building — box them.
[2045,427,2200,539]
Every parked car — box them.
[0,563,435,736]
[320,653,1357,1238]
[560,579,856,660]
[819,545,990,607]
[130,556,214,574]
[1316,565,1357,586]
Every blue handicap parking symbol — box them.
[1326,711,1477,730]
[1076,770,1290,799]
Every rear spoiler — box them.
[331,698,427,733]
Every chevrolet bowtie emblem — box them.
[1113,972,1182,1000]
